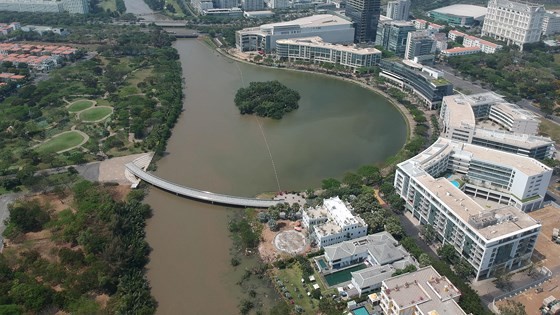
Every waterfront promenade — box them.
[125,162,283,208]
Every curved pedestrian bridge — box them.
[125,162,283,208]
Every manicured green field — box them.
[36,131,85,153]
[79,107,113,122]
[68,100,95,112]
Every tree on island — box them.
[234,80,300,119]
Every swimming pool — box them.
[317,257,328,269]
[450,180,460,188]
[352,306,370,315]
[324,264,367,286]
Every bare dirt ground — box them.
[259,220,311,263]
[496,206,560,314]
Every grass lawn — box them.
[98,0,116,12]
[68,100,94,112]
[272,265,326,313]
[539,118,560,144]
[165,0,187,17]
[79,107,113,122]
[36,131,85,153]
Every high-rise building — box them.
[214,0,237,8]
[482,0,545,49]
[266,0,288,9]
[542,11,560,36]
[62,0,89,14]
[345,0,381,42]
[242,0,264,11]
[0,0,89,14]
[375,18,415,56]
[404,30,436,64]
[385,0,410,21]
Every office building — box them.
[379,59,453,109]
[394,138,545,279]
[242,0,264,11]
[236,14,354,52]
[266,0,288,9]
[375,18,416,56]
[440,93,555,159]
[385,0,410,21]
[482,0,545,49]
[380,266,467,315]
[542,11,560,36]
[276,37,381,70]
[428,4,487,27]
[0,0,88,14]
[214,0,237,8]
[405,30,436,64]
[302,196,368,248]
[345,0,380,42]
[62,0,88,13]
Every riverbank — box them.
[214,44,415,143]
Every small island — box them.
[234,80,301,119]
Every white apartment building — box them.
[380,266,467,315]
[542,11,560,36]
[405,30,436,64]
[276,37,381,70]
[302,196,368,248]
[394,138,544,280]
[236,14,355,52]
[482,0,545,49]
[441,46,482,57]
[439,93,554,159]
[488,103,539,135]
[385,0,410,21]
[463,35,503,53]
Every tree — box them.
[494,268,513,291]
[455,259,474,279]
[419,253,431,267]
[5,200,50,234]
[321,178,341,190]
[267,219,279,232]
[357,165,382,185]
[342,172,362,189]
[384,216,404,239]
[498,300,527,315]
[437,244,457,264]
[420,224,436,245]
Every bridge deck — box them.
[125,163,282,208]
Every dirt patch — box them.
[259,220,311,263]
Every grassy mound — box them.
[36,131,85,153]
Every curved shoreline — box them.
[214,45,415,142]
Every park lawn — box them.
[272,265,321,313]
[165,0,187,17]
[36,131,85,153]
[79,107,113,122]
[539,118,560,144]
[126,67,153,88]
[68,100,94,112]
[98,0,116,12]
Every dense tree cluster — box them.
[446,45,560,115]
[234,81,300,119]
[0,182,156,313]
[143,0,165,11]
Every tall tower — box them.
[386,0,410,21]
[345,0,381,43]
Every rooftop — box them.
[324,232,404,262]
[430,4,487,19]
[276,36,381,55]
[383,266,465,314]
[492,102,539,122]
[443,46,481,54]
[473,128,554,149]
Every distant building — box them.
[482,0,545,49]
[302,196,368,247]
[214,0,237,8]
[235,14,355,52]
[379,59,453,109]
[345,0,381,42]
[463,35,502,53]
[405,30,436,64]
[266,0,288,9]
[440,92,555,159]
[0,0,89,14]
[375,18,416,57]
[243,10,273,18]
[431,32,447,52]
[412,19,427,30]
[380,266,467,315]
[428,4,487,27]
[276,37,381,70]
[542,11,560,36]
[441,46,482,57]
[202,7,243,17]
[385,0,410,21]
[193,0,214,13]
[242,0,264,11]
